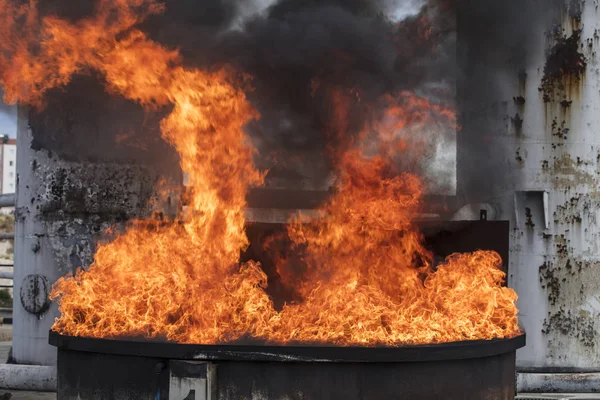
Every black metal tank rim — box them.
[49,330,525,363]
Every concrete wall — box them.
[12,76,181,365]
[508,2,600,371]
[458,0,600,371]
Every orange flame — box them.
[266,91,518,345]
[0,0,520,345]
[272,151,518,344]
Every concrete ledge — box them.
[518,373,600,393]
[518,395,600,399]
[0,365,56,392]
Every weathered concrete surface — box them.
[508,1,600,371]
[459,0,600,371]
[457,0,600,372]
[13,77,182,365]
[518,372,600,393]
[0,365,55,392]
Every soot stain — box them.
[511,113,524,129]
[539,261,561,306]
[513,95,526,106]
[543,307,596,348]
[551,118,569,140]
[560,99,573,108]
[39,164,157,220]
[525,207,535,228]
[539,29,586,103]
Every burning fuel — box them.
[0,0,519,345]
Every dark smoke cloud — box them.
[141,0,460,191]
[33,0,561,201]
[454,0,563,204]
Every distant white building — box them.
[0,135,16,194]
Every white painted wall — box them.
[455,0,600,372]
[501,2,600,371]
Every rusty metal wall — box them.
[507,1,600,371]
[463,0,600,371]
[12,78,182,365]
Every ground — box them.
[0,325,55,400]
[0,215,51,399]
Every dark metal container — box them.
[50,331,525,400]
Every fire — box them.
[1,0,519,345]
[272,153,518,344]
[266,91,517,345]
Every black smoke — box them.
[141,0,458,191]
[142,0,562,201]
[454,0,563,204]
[32,0,564,205]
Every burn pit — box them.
[50,330,525,400]
[47,218,525,399]
[0,0,517,348]
[1,0,526,397]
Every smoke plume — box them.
[24,0,563,201]
[133,0,456,192]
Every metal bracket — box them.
[514,191,549,230]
